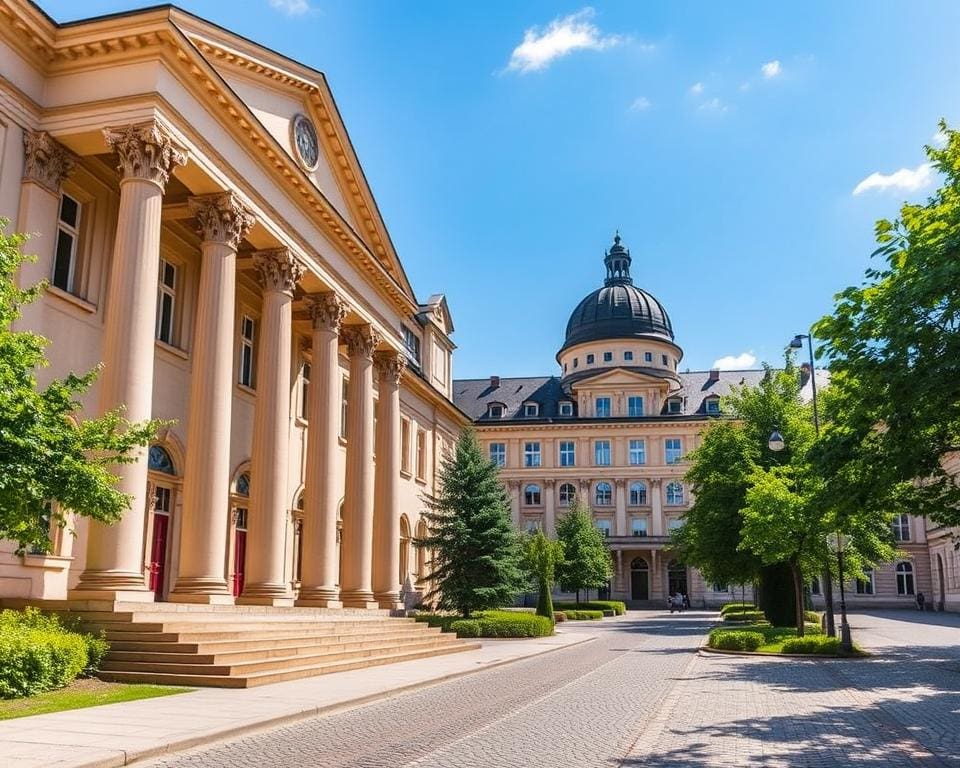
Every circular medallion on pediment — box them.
[291,113,320,172]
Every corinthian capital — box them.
[308,292,346,333]
[343,324,382,360]
[188,192,255,249]
[253,248,304,295]
[22,131,77,193]
[103,121,188,190]
[374,350,407,385]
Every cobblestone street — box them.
[139,611,960,768]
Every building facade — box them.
[0,0,466,609]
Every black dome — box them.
[561,234,674,352]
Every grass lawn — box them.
[0,678,191,720]
[709,623,868,656]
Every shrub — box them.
[781,636,841,655]
[707,630,765,652]
[722,610,765,623]
[0,608,94,698]
[553,611,567,622]
[803,610,820,624]
[449,619,481,638]
[417,610,553,638]
[719,602,756,615]
[563,610,604,620]
[554,600,625,615]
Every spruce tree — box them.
[415,428,525,617]
[555,500,613,604]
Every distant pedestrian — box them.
[917,591,926,611]
[682,593,691,611]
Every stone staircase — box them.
[70,606,478,688]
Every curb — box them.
[698,645,870,660]
[71,634,597,768]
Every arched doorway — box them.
[631,557,649,600]
[937,554,946,610]
[231,471,250,598]
[147,445,177,600]
[667,560,688,597]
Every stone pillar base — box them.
[341,590,379,609]
[375,593,403,611]
[235,595,295,607]
[295,597,344,608]
[67,588,155,603]
[168,592,235,605]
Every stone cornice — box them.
[470,419,712,433]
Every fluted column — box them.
[170,193,254,603]
[651,479,664,536]
[615,479,627,537]
[237,249,303,605]
[297,293,347,607]
[372,350,406,609]
[543,479,556,537]
[72,122,187,601]
[339,324,382,608]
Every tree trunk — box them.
[790,559,805,637]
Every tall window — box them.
[629,439,646,465]
[595,519,611,537]
[631,517,648,536]
[896,562,915,595]
[416,429,426,479]
[524,484,541,506]
[401,419,412,473]
[300,361,311,420]
[628,396,644,417]
[586,354,595,365]
[559,441,576,467]
[892,513,911,542]
[594,440,611,466]
[595,397,611,418]
[156,258,177,345]
[559,483,576,506]
[402,326,421,367]
[665,481,684,505]
[629,481,647,506]
[340,376,349,439]
[856,570,875,595]
[52,193,80,293]
[665,438,683,464]
[239,315,256,388]
[489,442,506,467]
[644,351,653,363]
[595,482,612,506]
[524,442,541,467]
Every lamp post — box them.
[827,531,854,653]
[789,333,837,639]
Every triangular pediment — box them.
[569,368,673,389]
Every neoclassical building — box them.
[0,0,465,611]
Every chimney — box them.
[708,368,720,382]
[489,375,500,389]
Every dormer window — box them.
[603,352,613,362]
[487,403,505,418]
[667,399,682,414]
[523,402,539,417]
[705,398,721,414]
[644,352,653,363]
[558,401,574,417]
[586,354,595,365]
[624,351,634,361]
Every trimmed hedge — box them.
[417,610,554,638]
[719,602,756,616]
[553,600,626,616]
[781,636,841,655]
[708,630,765,651]
[563,610,604,620]
[0,608,107,699]
[803,610,820,624]
[722,610,765,623]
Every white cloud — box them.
[698,97,726,112]
[713,352,757,370]
[269,0,310,15]
[505,8,623,74]
[852,163,934,196]
[689,81,704,95]
[629,96,651,112]
[761,60,782,78]
[932,129,948,147]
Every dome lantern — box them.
[604,231,632,286]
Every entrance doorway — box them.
[631,557,649,600]
[233,507,248,598]
[667,560,687,597]
[149,487,171,599]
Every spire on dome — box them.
[604,231,632,286]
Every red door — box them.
[233,528,247,597]
[149,512,170,598]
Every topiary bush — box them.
[719,602,756,615]
[707,629,765,652]
[722,610,765,623]
[563,610,604,620]
[781,636,841,655]
[554,600,625,615]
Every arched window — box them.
[665,481,684,506]
[630,557,648,571]
[524,484,541,506]
[896,561,915,596]
[235,472,251,497]
[558,483,577,507]
[595,481,612,506]
[629,481,647,506]
[399,515,411,585]
[148,445,176,475]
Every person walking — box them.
[917,591,926,611]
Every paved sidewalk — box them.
[5,629,592,768]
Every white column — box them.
[651,479,664,536]
[615,479,627,536]
[171,192,254,603]
[237,249,303,605]
[72,122,187,601]
[543,479,556,537]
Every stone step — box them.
[102,622,437,643]
[76,610,396,626]
[97,617,404,633]
[98,642,481,689]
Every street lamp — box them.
[768,429,785,452]
[827,531,854,653]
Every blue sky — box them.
[41,1,960,377]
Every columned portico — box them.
[72,121,187,601]
[372,350,406,609]
[237,248,303,606]
[171,192,254,603]
[339,324,382,609]
[297,293,347,607]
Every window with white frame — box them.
[603,351,613,362]
[156,258,177,345]
[401,419,412,473]
[524,442,541,467]
[487,403,504,418]
[661,354,668,366]
[595,482,612,506]
[631,517,648,536]
[629,481,647,506]
[595,397,611,417]
[665,481,684,505]
[559,483,576,506]
[665,438,683,464]
[892,513,911,542]
[896,562,915,595]
[595,519,612,537]
[489,442,506,467]
[559,401,574,417]
[643,351,653,363]
[705,398,721,414]
[340,376,349,439]
[667,517,683,531]
[402,326,421,367]
[668,399,682,414]
[594,440,611,466]
[416,429,426,479]
[300,361,311,420]
[624,350,634,361]
[559,441,576,467]
[855,570,875,595]
[523,402,539,417]
[628,396,644,417]
[629,439,646,465]
[239,315,256,388]
[52,193,81,293]
[524,484,541,506]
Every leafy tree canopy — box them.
[555,499,612,600]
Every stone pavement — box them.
[3,627,590,768]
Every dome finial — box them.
[613,230,621,246]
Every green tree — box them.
[523,529,563,619]
[415,428,525,617]
[814,121,960,527]
[555,500,613,603]
[0,222,158,553]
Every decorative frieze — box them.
[308,292,346,333]
[373,350,406,385]
[22,131,76,193]
[188,192,255,248]
[253,248,304,295]
[343,324,382,360]
[103,121,187,189]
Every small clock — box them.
[291,113,320,171]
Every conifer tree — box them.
[555,499,613,604]
[415,428,525,617]
[523,529,563,619]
